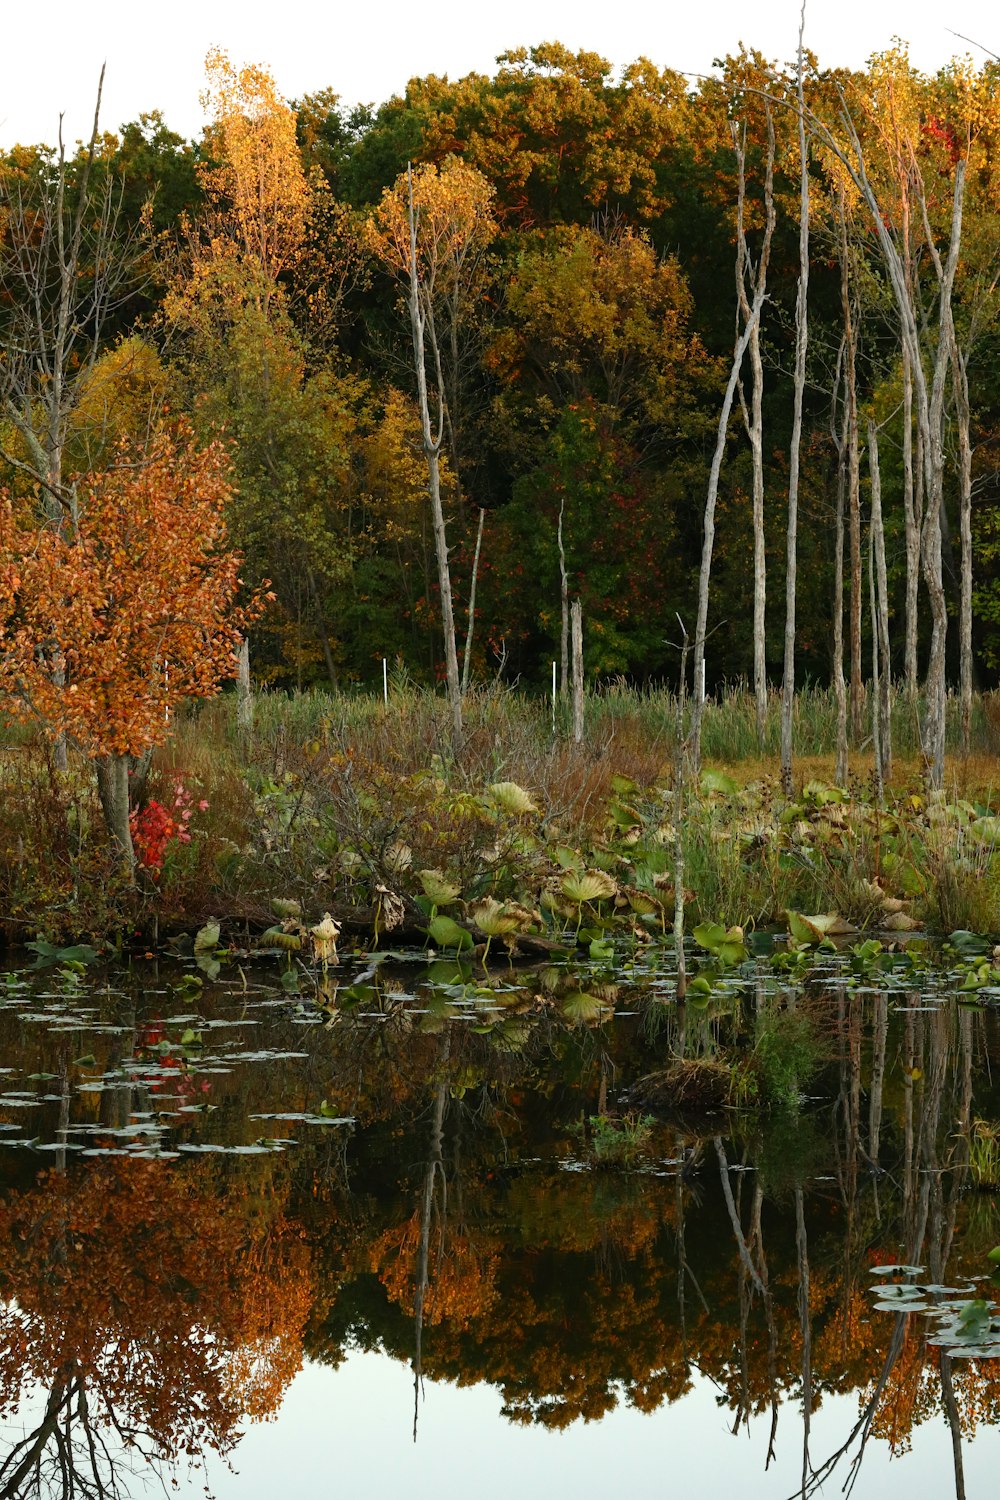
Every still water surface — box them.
[0,948,997,1497]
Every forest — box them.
[2,43,998,695]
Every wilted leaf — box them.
[488,781,539,816]
[417,869,462,907]
[561,870,617,905]
[193,919,221,953]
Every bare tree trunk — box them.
[781,7,811,794]
[901,344,920,695]
[461,506,485,694]
[690,300,764,772]
[673,620,690,1001]
[571,600,584,745]
[869,505,883,806]
[830,338,849,785]
[557,499,569,696]
[236,637,253,730]
[833,433,849,786]
[950,338,974,757]
[823,110,963,787]
[733,113,776,750]
[407,165,463,750]
[918,166,966,787]
[868,420,892,784]
[838,194,863,744]
[96,753,135,874]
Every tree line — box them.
[3,39,1000,780]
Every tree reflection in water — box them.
[0,1160,311,1497]
[0,966,997,1497]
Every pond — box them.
[0,940,998,1498]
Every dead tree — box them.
[780,4,811,794]
[732,110,777,749]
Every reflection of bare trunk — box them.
[940,1354,967,1500]
[869,993,887,1164]
[795,1187,812,1497]
[714,1138,765,1295]
[413,1070,448,1442]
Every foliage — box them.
[0,425,260,758]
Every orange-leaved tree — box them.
[0,422,262,868]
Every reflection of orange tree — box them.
[369,1213,500,1330]
[0,1160,312,1494]
[866,1329,1000,1453]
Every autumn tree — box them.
[0,424,260,867]
[367,157,497,743]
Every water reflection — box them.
[0,957,997,1496]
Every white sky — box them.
[2,0,998,149]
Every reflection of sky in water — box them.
[194,1354,995,1500]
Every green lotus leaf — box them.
[426,915,473,951]
[700,769,739,796]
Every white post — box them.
[551,660,557,736]
[383,657,388,705]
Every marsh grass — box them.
[4,680,1000,942]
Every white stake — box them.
[383,657,388,705]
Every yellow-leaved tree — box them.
[366,158,497,745]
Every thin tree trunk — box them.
[461,506,485,694]
[733,114,776,750]
[838,194,863,744]
[918,165,965,786]
[557,499,569,696]
[571,600,584,745]
[781,6,810,794]
[673,617,690,1001]
[830,337,849,784]
[306,564,338,691]
[869,506,883,806]
[902,343,920,695]
[407,164,463,750]
[950,339,973,757]
[833,414,849,786]
[690,300,764,772]
[236,637,253,730]
[869,420,892,783]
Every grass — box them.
[3,680,1000,944]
